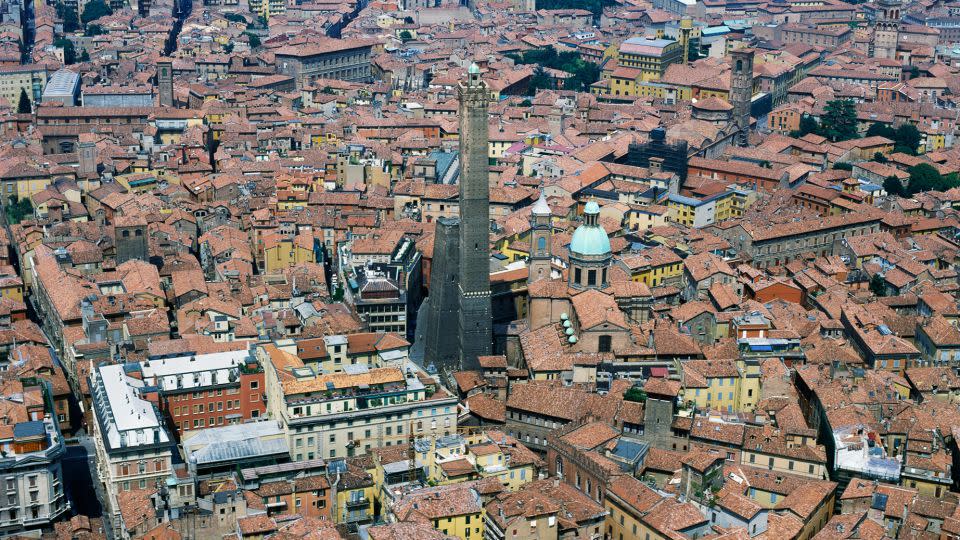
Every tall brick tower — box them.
[729,48,754,147]
[871,0,901,60]
[457,63,492,369]
[422,217,461,374]
[157,59,174,108]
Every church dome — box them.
[569,201,611,256]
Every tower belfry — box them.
[527,191,553,284]
[871,0,901,60]
[457,63,493,369]
[729,48,754,147]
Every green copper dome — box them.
[570,201,611,256]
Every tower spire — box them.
[528,191,553,284]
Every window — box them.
[598,335,612,353]
[587,269,597,286]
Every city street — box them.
[63,435,112,539]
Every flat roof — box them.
[43,69,80,97]
[140,349,253,391]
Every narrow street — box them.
[63,434,113,539]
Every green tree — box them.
[224,12,246,23]
[16,89,31,114]
[624,387,647,403]
[873,152,887,163]
[54,38,76,64]
[893,123,921,155]
[908,163,944,193]
[81,0,112,25]
[243,32,260,48]
[535,0,615,18]
[818,99,858,142]
[223,42,234,54]
[5,196,32,224]
[85,23,105,36]
[398,30,412,42]
[57,3,80,32]
[528,66,553,94]
[883,175,905,197]
[869,274,886,297]
[832,162,853,171]
[790,114,819,138]
[80,49,90,62]
[509,46,600,92]
[866,122,895,139]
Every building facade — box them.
[275,41,375,89]
[90,363,174,531]
[135,348,266,437]
[0,417,68,535]
[259,342,459,461]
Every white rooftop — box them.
[833,424,900,481]
[141,349,253,392]
[93,363,171,450]
[183,420,288,466]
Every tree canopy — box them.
[507,46,600,93]
[54,38,76,64]
[883,175,905,197]
[16,89,30,114]
[624,387,647,403]
[57,3,80,33]
[790,114,820,139]
[818,99,858,142]
[5,197,32,224]
[244,32,261,49]
[792,100,859,141]
[535,0,615,17]
[81,0,112,25]
[905,163,960,194]
[866,122,922,155]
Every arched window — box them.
[736,59,743,71]
[537,237,546,251]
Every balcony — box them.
[345,497,368,508]
[344,509,370,523]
